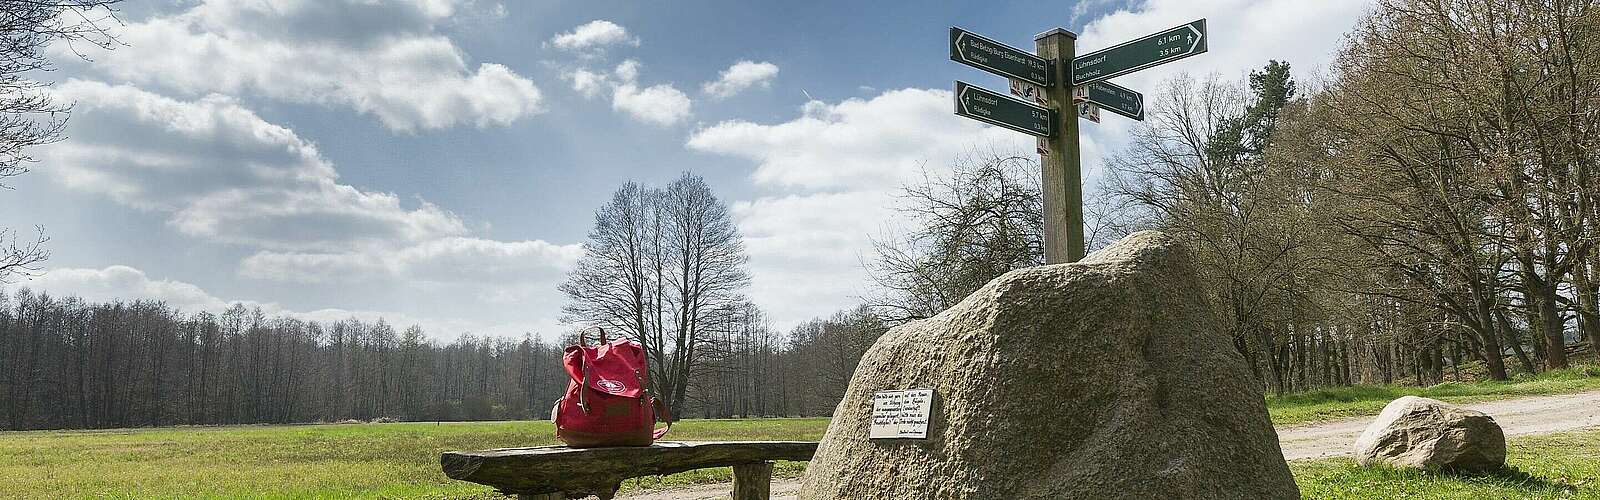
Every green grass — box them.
[1267,364,1600,426]
[0,418,827,499]
[1,366,1596,498]
[1292,428,1600,499]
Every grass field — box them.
[1292,429,1600,499]
[1,366,1596,499]
[0,419,827,499]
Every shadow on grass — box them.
[1442,465,1580,494]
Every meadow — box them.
[1,367,1597,499]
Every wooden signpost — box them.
[949,21,1208,263]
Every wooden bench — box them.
[441,441,819,500]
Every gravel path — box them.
[620,390,1600,499]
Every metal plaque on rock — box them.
[869,389,935,439]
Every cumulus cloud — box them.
[62,0,543,131]
[41,80,468,251]
[732,191,895,327]
[687,89,1031,329]
[702,61,779,99]
[22,266,237,313]
[687,88,1025,190]
[549,20,638,52]
[563,59,692,126]
[612,82,693,127]
[239,237,583,285]
[564,68,609,98]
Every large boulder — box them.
[799,231,1298,499]
[1354,396,1506,472]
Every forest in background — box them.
[0,291,882,430]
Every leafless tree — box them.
[560,173,750,415]
[0,0,124,282]
[867,150,1042,322]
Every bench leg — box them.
[517,493,563,500]
[731,461,774,500]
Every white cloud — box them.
[15,265,554,339]
[564,68,609,98]
[687,88,1025,190]
[560,59,693,127]
[549,20,638,52]
[733,191,895,329]
[239,237,583,285]
[23,266,236,313]
[63,0,543,131]
[703,61,779,99]
[613,83,693,127]
[687,88,1031,329]
[613,59,641,82]
[41,80,468,251]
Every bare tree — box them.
[868,150,1042,322]
[560,173,749,415]
[0,0,124,282]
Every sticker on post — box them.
[1078,102,1101,123]
[1009,79,1049,106]
[869,389,934,439]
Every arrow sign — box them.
[954,81,1053,137]
[1071,19,1207,85]
[950,27,1051,87]
[1075,80,1144,121]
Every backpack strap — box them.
[577,347,595,414]
[652,396,672,439]
[579,326,608,346]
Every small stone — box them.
[1354,396,1506,472]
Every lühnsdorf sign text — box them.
[1070,19,1207,85]
[954,81,1053,137]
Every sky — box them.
[2,0,1375,341]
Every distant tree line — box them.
[0,289,883,431]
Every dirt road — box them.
[1277,389,1600,460]
[622,390,1600,499]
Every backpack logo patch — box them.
[596,379,626,394]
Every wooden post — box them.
[1035,28,1085,264]
[730,461,774,500]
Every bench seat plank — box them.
[441,441,818,498]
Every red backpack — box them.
[554,329,670,447]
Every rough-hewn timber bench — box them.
[441,441,819,500]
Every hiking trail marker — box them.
[948,21,1208,264]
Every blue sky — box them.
[3,0,1373,339]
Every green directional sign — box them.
[954,81,1053,137]
[1071,19,1207,85]
[1077,80,1144,121]
[950,27,1051,87]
